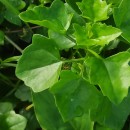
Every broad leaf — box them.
[51,70,101,121]
[16,34,62,92]
[74,23,121,48]
[91,91,130,130]
[77,0,110,22]
[0,111,27,130]
[48,30,75,50]
[113,0,130,42]
[32,90,73,130]
[19,0,73,34]
[85,52,130,104]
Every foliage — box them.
[1,0,130,130]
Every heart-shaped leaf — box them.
[85,52,130,104]
[16,34,62,92]
[19,0,73,34]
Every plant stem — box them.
[62,58,85,63]
[87,49,102,59]
[5,35,23,53]
[66,34,76,43]
[1,62,17,67]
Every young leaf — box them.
[77,0,110,22]
[113,0,130,43]
[85,52,130,104]
[0,111,27,130]
[74,23,121,48]
[51,70,101,121]
[91,91,130,130]
[19,0,73,34]
[32,90,74,130]
[16,34,62,92]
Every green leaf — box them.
[77,0,110,22]
[71,113,94,130]
[91,91,130,130]
[85,52,130,104]
[0,30,4,45]
[74,23,121,48]
[0,102,13,114]
[15,85,32,102]
[0,111,27,130]
[48,30,75,50]
[19,0,73,34]
[51,70,101,121]
[66,0,82,13]
[0,0,22,26]
[16,34,62,92]
[32,90,73,130]
[113,0,130,43]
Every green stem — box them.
[5,35,23,53]
[66,34,76,43]
[1,63,17,67]
[87,49,102,59]
[62,58,85,63]
[0,0,19,15]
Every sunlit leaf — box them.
[19,0,73,34]
[16,34,62,92]
[85,52,130,104]
[77,0,110,22]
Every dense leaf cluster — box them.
[1,0,130,130]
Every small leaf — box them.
[74,23,121,48]
[16,34,62,92]
[48,30,75,50]
[51,70,101,121]
[77,0,110,22]
[113,0,130,42]
[32,90,73,130]
[19,0,73,34]
[0,30,4,45]
[85,52,130,104]
[0,111,27,130]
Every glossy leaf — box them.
[16,34,62,92]
[0,111,27,130]
[32,90,73,130]
[51,70,101,121]
[0,30,4,45]
[91,91,130,130]
[113,0,130,42]
[85,52,130,104]
[48,30,75,50]
[77,0,110,22]
[74,23,121,48]
[19,0,73,34]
